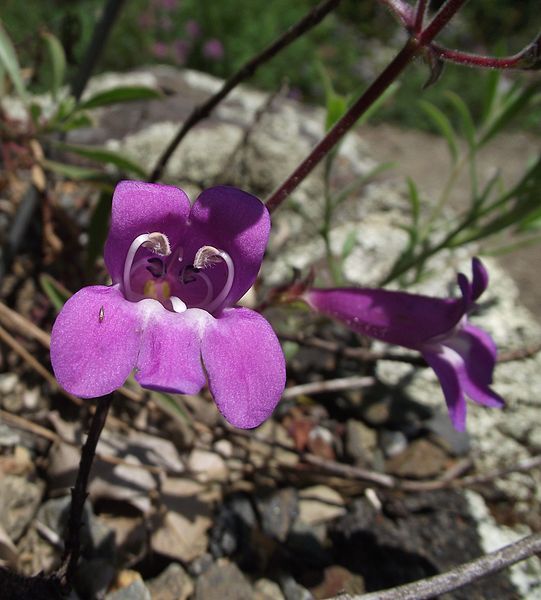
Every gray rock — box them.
[38,496,115,562]
[345,419,377,465]
[194,560,253,600]
[379,430,408,458]
[426,411,470,456]
[146,563,193,600]
[256,488,298,542]
[279,574,314,600]
[76,558,115,600]
[0,475,43,541]
[106,580,151,600]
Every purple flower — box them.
[185,19,201,39]
[203,38,225,61]
[304,259,504,430]
[151,41,169,59]
[50,182,286,429]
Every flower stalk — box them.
[56,393,113,589]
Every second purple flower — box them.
[304,259,504,430]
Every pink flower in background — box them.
[203,38,225,61]
[159,0,177,10]
[185,19,201,39]
[138,12,155,30]
[50,182,285,429]
[159,16,173,31]
[151,41,169,59]
[173,39,190,64]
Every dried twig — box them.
[280,332,541,365]
[334,532,541,600]
[149,0,342,182]
[283,375,375,399]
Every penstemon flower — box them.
[304,258,504,430]
[50,181,285,429]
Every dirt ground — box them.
[361,124,541,320]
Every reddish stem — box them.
[432,41,540,70]
[414,0,428,32]
[419,0,470,44]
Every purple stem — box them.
[265,0,470,214]
[419,0,470,44]
[414,0,428,32]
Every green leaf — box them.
[41,158,111,182]
[406,177,420,225]
[418,100,458,163]
[53,141,147,177]
[78,86,162,110]
[0,20,27,100]
[39,274,71,313]
[445,91,476,151]
[29,103,42,125]
[41,32,66,100]
[479,81,541,147]
[341,230,357,260]
[153,392,192,424]
[481,68,501,126]
[86,190,112,268]
[332,162,393,209]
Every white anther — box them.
[123,232,171,301]
[193,245,234,313]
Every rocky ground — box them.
[0,67,540,599]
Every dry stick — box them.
[265,0,470,213]
[56,393,113,589]
[280,332,541,365]
[335,532,541,600]
[149,0,342,182]
[282,375,375,399]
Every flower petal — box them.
[185,186,270,309]
[51,285,141,398]
[471,257,489,301]
[447,324,504,408]
[104,181,191,284]
[135,303,213,394]
[422,348,467,431]
[201,307,285,428]
[305,288,465,348]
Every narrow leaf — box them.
[39,274,71,312]
[0,20,27,100]
[418,99,458,163]
[41,32,66,100]
[78,86,162,110]
[53,141,147,177]
[445,90,476,150]
[41,158,111,182]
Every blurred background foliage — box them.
[2,0,540,132]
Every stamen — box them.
[123,233,171,300]
[170,296,187,313]
[193,245,234,313]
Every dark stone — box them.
[329,490,518,598]
[256,488,298,542]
